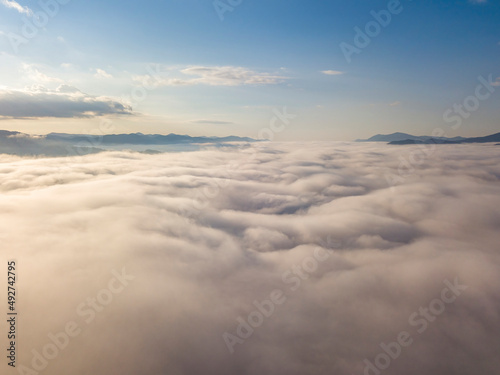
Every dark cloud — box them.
[1,142,499,375]
[0,85,133,118]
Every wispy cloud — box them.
[0,0,32,15]
[0,85,133,118]
[321,70,344,76]
[134,65,288,87]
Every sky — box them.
[0,0,499,140]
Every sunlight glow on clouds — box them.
[1,142,499,375]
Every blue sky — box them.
[0,0,499,140]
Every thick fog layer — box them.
[1,142,499,375]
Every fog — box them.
[1,142,499,375]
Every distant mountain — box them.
[461,132,500,144]
[357,132,499,145]
[356,132,425,142]
[389,139,460,145]
[0,130,256,157]
[46,132,255,145]
[0,130,101,157]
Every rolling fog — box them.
[1,141,499,375]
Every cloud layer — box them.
[1,142,499,375]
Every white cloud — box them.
[134,65,287,87]
[0,142,499,374]
[389,101,401,106]
[321,70,344,75]
[0,85,133,118]
[94,68,113,79]
[0,0,32,15]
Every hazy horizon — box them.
[0,127,499,141]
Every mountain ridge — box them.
[356,132,500,144]
[0,130,256,157]
[46,132,255,144]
